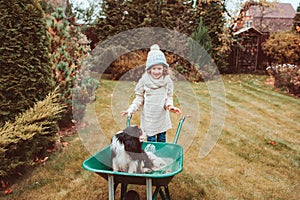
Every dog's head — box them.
[114,126,144,154]
[123,126,146,142]
[123,126,141,138]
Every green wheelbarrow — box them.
[82,116,185,200]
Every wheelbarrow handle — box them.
[173,116,185,144]
[126,115,186,144]
[126,115,132,128]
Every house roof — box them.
[233,27,262,36]
[249,3,296,19]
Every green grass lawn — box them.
[2,74,299,200]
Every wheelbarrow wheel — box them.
[114,183,128,200]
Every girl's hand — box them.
[121,110,132,117]
[121,111,129,116]
[168,106,181,114]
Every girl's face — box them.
[149,64,164,79]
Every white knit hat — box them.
[145,44,169,70]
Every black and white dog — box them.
[110,126,167,173]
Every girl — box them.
[121,44,181,142]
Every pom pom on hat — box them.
[145,44,169,70]
[150,44,160,51]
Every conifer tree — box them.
[191,17,213,54]
[198,0,230,72]
[190,17,213,66]
[41,0,98,124]
[93,0,200,44]
[0,0,54,126]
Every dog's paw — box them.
[142,167,152,173]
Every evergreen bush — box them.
[87,0,229,80]
[45,7,98,124]
[88,0,204,81]
[0,0,55,126]
[0,89,65,179]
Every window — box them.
[244,20,253,28]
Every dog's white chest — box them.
[112,148,131,172]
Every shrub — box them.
[0,90,65,179]
[262,29,300,97]
[266,64,300,97]
[0,0,55,126]
[89,45,212,82]
[262,32,300,66]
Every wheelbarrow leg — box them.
[159,188,166,200]
[153,186,170,200]
[146,178,152,200]
[164,185,171,200]
[108,175,115,200]
[153,187,160,199]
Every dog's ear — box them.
[124,138,142,153]
[113,131,127,144]
[124,126,141,138]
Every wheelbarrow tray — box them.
[82,141,183,186]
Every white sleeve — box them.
[165,76,174,107]
[127,78,144,114]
